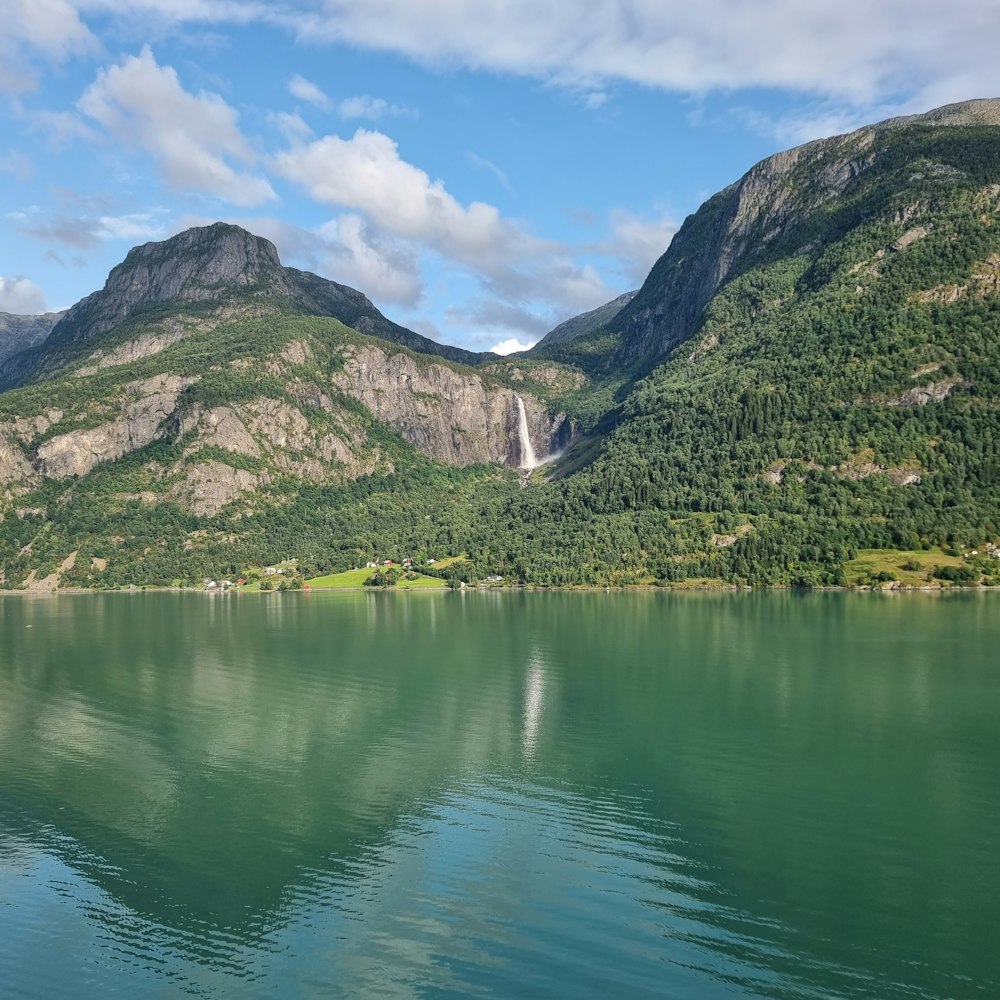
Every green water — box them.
[0,591,998,998]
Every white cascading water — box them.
[515,395,539,469]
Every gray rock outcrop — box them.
[333,344,570,467]
[34,374,193,479]
[0,311,63,365]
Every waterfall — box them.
[515,395,538,469]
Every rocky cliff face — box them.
[616,98,1000,364]
[0,311,63,365]
[34,374,194,479]
[0,328,573,519]
[332,344,570,467]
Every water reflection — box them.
[522,652,546,762]
[0,591,998,998]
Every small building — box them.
[383,560,393,566]
[264,566,279,576]
[426,558,436,565]
[403,558,413,568]
[366,561,378,568]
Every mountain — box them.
[0,223,581,589]
[535,98,1000,373]
[0,223,487,390]
[0,311,63,366]
[1,102,999,591]
[531,291,637,349]
[506,99,1000,585]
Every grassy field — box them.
[428,554,465,570]
[306,567,446,590]
[843,548,964,587]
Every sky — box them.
[2,1,999,353]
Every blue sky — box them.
[2,1,999,352]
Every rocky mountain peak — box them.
[116,222,287,296]
[46,223,291,349]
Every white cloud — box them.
[78,46,275,205]
[447,299,552,336]
[293,1,1000,111]
[466,151,513,195]
[318,214,422,306]
[598,209,679,283]
[0,276,48,314]
[268,110,314,142]
[19,208,168,248]
[14,2,996,115]
[489,337,536,355]
[95,210,168,241]
[288,73,330,109]
[337,95,411,120]
[174,213,423,307]
[31,110,99,147]
[274,128,525,268]
[0,0,94,91]
[273,127,613,313]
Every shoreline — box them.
[3,583,999,596]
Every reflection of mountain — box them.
[0,594,534,933]
[1,592,998,997]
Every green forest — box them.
[2,124,999,590]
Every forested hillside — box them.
[1,106,999,590]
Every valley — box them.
[2,101,999,591]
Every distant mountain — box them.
[0,223,487,389]
[530,291,637,350]
[0,311,63,366]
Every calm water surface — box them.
[1,591,998,998]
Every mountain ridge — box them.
[1,100,999,590]
[0,223,489,390]
[602,97,1000,366]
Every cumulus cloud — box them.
[489,337,536,355]
[273,128,613,314]
[317,214,422,306]
[288,73,330,109]
[0,276,48,314]
[78,46,275,205]
[274,129,528,268]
